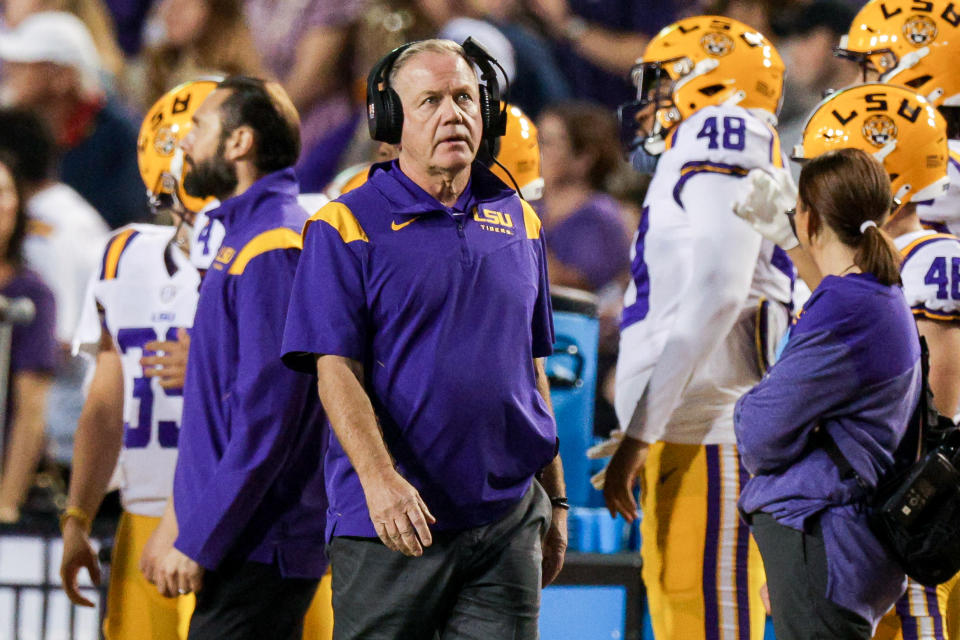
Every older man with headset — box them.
[281,38,567,640]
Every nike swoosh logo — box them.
[391,217,419,231]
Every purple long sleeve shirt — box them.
[173,169,327,577]
[735,273,920,626]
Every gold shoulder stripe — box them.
[103,228,137,280]
[228,228,302,275]
[306,201,368,244]
[521,200,541,240]
[899,233,957,259]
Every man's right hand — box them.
[362,468,436,557]
[59,520,101,607]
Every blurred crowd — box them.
[0,0,870,487]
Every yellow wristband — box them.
[60,506,92,534]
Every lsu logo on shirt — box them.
[474,208,514,235]
[212,246,236,270]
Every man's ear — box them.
[223,125,255,162]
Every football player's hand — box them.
[362,468,436,557]
[602,435,650,522]
[733,168,799,250]
[542,506,568,587]
[140,503,178,586]
[760,582,772,615]
[156,547,203,598]
[59,519,100,607]
[141,328,190,390]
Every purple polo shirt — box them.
[282,160,557,540]
[174,169,327,577]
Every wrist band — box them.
[549,496,570,510]
[60,506,92,534]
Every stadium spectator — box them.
[737,148,919,638]
[0,108,109,465]
[528,0,681,108]
[159,76,328,640]
[0,11,148,228]
[3,0,127,82]
[281,39,567,639]
[244,0,368,190]
[138,0,263,108]
[0,154,57,524]
[537,101,630,293]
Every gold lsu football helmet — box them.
[837,0,960,108]
[137,78,221,216]
[621,15,784,154]
[490,104,543,201]
[794,83,949,207]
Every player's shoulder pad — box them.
[98,224,172,281]
[667,104,783,173]
[303,199,369,245]
[227,227,303,275]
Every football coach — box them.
[281,39,567,640]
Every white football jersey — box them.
[188,193,326,270]
[916,139,960,236]
[74,224,200,517]
[616,104,793,445]
[895,230,960,322]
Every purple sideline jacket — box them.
[173,169,327,578]
[281,160,557,541]
[735,273,920,625]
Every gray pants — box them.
[751,512,872,640]
[329,482,551,640]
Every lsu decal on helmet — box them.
[794,83,949,206]
[137,78,220,216]
[490,104,543,201]
[837,0,960,107]
[619,15,784,154]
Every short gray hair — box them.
[388,39,477,85]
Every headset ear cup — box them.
[385,88,404,145]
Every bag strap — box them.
[818,336,932,491]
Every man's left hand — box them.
[155,547,203,598]
[542,507,568,587]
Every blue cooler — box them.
[545,286,599,507]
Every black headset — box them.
[366,37,509,146]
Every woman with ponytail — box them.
[734,148,922,639]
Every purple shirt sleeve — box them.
[282,218,367,370]
[531,234,555,359]
[734,328,859,475]
[174,248,315,569]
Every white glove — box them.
[732,168,799,250]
